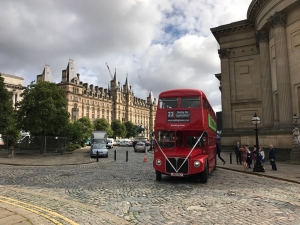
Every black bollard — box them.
[97,151,99,162]
[126,151,128,162]
[114,150,116,161]
[230,152,232,164]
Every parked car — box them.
[119,140,133,147]
[90,143,108,158]
[134,141,146,152]
[116,140,121,146]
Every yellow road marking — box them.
[0,195,79,225]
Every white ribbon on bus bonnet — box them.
[154,131,205,173]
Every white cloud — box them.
[0,0,252,112]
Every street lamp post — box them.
[251,113,265,172]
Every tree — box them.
[0,74,15,133]
[93,118,113,137]
[111,120,126,139]
[16,81,70,136]
[77,117,93,144]
[0,74,19,147]
[64,121,86,145]
[124,121,136,138]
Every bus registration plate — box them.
[171,172,183,177]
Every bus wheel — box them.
[156,170,162,181]
[199,163,209,183]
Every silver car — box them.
[119,140,133,147]
[90,143,108,158]
[134,141,146,152]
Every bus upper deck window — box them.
[180,97,200,108]
[202,98,207,109]
[159,98,178,109]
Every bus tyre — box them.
[199,163,209,183]
[156,170,162,181]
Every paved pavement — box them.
[217,151,300,184]
[0,147,300,224]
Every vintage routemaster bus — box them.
[153,89,217,183]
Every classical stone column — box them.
[256,30,274,127]
[268,12,293,125]
[218,48,232,130]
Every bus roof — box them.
[158,89,207,99]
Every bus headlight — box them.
[194,161,200,167]
[156,159,162,166]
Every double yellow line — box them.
[0,195,79,225]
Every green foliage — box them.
[93,118,113,136]
[0,74,20,147]
[16,81,70,136]
[77,117,93,144]
[66,143,82,152]
[111,120,126,138]
[0,74,16,135]
[63,119,92,147]
[124,121,136,138]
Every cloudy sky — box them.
[0,0,251,112]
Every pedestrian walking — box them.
[269,144,277,170]
[235,141,241,165]
[246,146,252,169]
[259,147,265,168]
[239,145,248,170]
[252,146,257,165]
[216,138,226,165]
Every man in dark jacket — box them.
[235,141,241,165]
[269,144,277,170]
[216,138,226,165]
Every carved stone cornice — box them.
[218,49,230,59]
[247,0,269,23]
[211,20,254,42]
[267,12,287,28]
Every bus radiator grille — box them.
[166,158,188,173]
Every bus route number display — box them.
[167,110,190,122]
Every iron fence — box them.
[16,136,67,155]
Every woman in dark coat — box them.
[269,144,277,170]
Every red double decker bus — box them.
[153,89,217,183]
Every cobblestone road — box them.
[1,147,300,225]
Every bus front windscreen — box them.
[157,131,174,148]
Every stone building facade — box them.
[38,60,157,138]
[0,73,24,108]
[211,0,300,159]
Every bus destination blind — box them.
[167,110,190,122]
